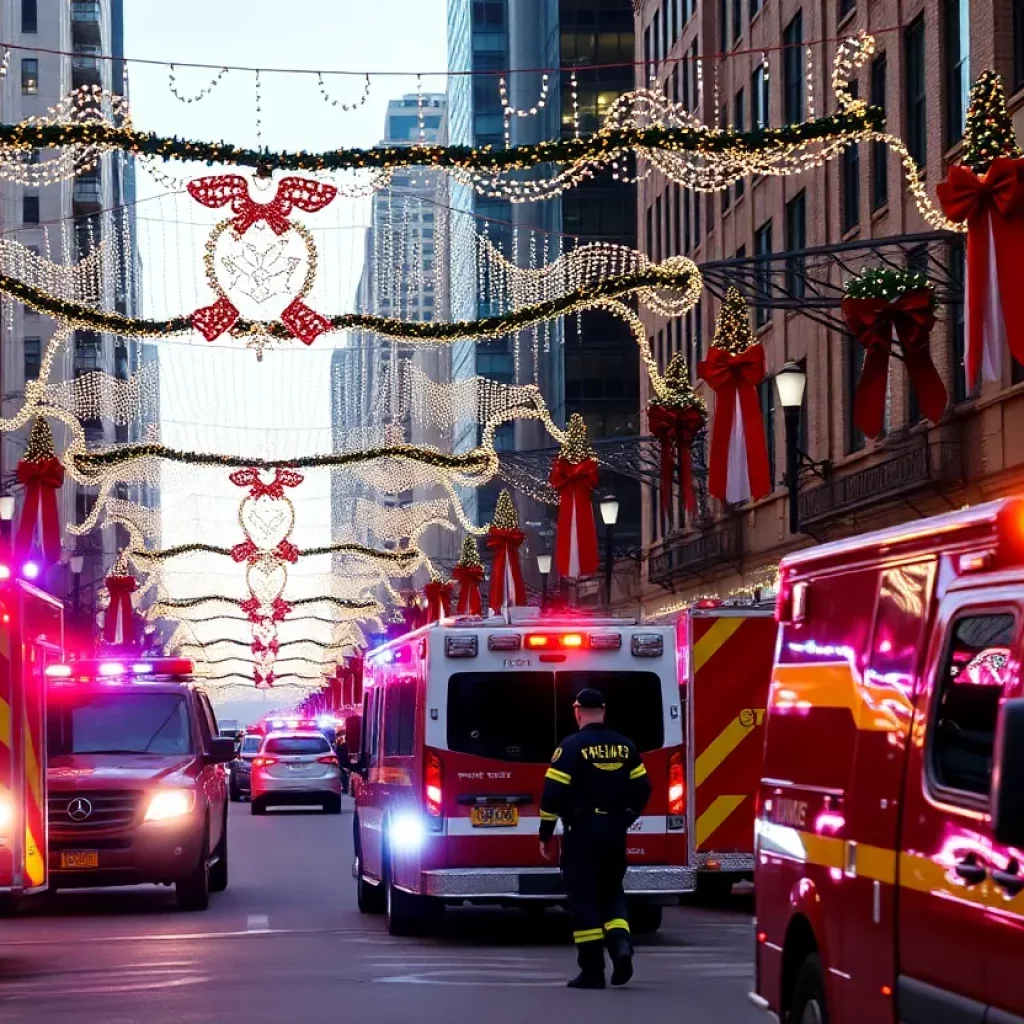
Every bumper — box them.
[252,774,341,803]
[419,865,697,899]
[695,852,754,873]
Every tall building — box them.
[0,0,149,611]
[633,0,1020,614]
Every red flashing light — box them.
[561,633,584,648]
[525,634,550,649]
[525,633,586,650]
[0,564,10,581]
[695,598,720,609]
[668,751,685,815]
[425,752,443,817]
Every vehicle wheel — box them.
[354,819,385,914]
[250,798,267,816]
[384,853,433,937]
[209,813,228,893]
[229,779,241,802]
[790,953,829,1024]
[696,873,735,905]
[627,899,663,934]
[176,824,211,911]
[0,894,22,917]
[323,795,342,815]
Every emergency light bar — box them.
[45,657,195,681]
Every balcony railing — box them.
[648,517,744,588]
[798,439,963,527]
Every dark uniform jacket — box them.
[538,722,652,841]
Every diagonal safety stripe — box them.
[22,708,42,810]
[546,768,571,784]
[696,794,746,849]
[0,696,10,750]
[695,716,757,787]
[692,617,745,673]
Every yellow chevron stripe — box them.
[692,617,745,673]
[696,794,747,849]
[22,707,41,810]
[0,696,10,750]
[24,823,45,887]
[695,715,757,787]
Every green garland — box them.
[0,263,694,341]
[0,108,883,173]
[158,595,380,612]
[133,541,421,566]
[844,266,935,306]
[180,637,349,650]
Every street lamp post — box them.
[536,553,552,610]
[598,494,620,610]
[0,495,14,557]
[70,554,84,613]
[775,361,808,536]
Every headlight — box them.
[389,813,426,852]
[144,790,196,822]
[0,793,11,834]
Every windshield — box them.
[47,692,192,756]
[446,670,665,762]
[264,736,331,755]
[241,735,261,754]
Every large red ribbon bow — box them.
[648,404,705,513]
[698,345,771,503]
[15,456,64,563]
[103,575,137,645]
[937,157,1024,389]
[842,290,946,437]
[251,637,280,656]
[452,563,485,615]
[548,457,599,579]
[254,670,275,688]
[424,579,453,623]
[486,527,526,613]
[229,467,304,498]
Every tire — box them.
[627,898,663,935]
[229,778,241,802]
[323,795,342,815]
[384,852,435,937]
[790,953,829,1024]
[176,824,211,911]
[354,817,385,914]
[209,813,228,893]
[696,873,735,905]
[250,798,267,816]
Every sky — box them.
[122,0,448,724]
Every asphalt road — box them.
[0,799,762,1023]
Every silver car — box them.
[250,731,342,815]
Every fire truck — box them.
[677,606,775,899]
[352,609,694,936]
[750,499,1024,1024]
[0,575,64,910]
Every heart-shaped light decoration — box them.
[246,557,288,609]
[251,620,277,648]
[240,494,295,551]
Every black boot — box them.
[608,934,634,987]
[567,942,606,989]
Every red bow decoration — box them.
[231,539,259,564]
[229,467,304,498]
[270,597,292,622]
[842,290,946,437]
[486,528,526,613]
[424,579,453,623]
[103,574,137,646]
[648,404,705,514]
[186,175,338,236]
[254,669,275,688]
[453,563,485,616]
[548,457,599,579]
[251,637,280,656]
[241,596,292,624]
[937,157,1024,389]
[698,345,771,504]
[275,539,300,563]
[15,455,64,563]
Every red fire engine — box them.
[677,606,775,898]
[751,498,1024,1023]
[0,576,63,909]
[352,609,694,935]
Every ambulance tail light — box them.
[631,633,664,657]
[425,752,443,829]
[589,632,622,650]
[488,634,521,651]
[525,633,586,650]
[445,635,478,658]
[668,751,686,816]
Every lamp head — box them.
[775,361,808,409]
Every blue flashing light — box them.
[21,560,40,580]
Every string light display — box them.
[960,70,1022,173]
[491,489,519,531]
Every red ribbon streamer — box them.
[647,404,705,514]
[15,456,64,563]
[186,175,338,236]
[698,345,771,503]
[424,580,453,623]
[103,575,137,645]
[486,527,526,612]
[229,467,304,498]
[452,563,485,615]
[842,291,946,437]
[548,457,599,578]
[937,157,1024,390]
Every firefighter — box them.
[538,688,652,990]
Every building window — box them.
[785,191,806,298]
[22,194,39,224]
[734,88,746,200]
[654,195,663,259]
[905,16,927,169]
[760,378,776,486]
[950,239,971,402]
[754,220,772,327]
[783,12,804,124]
[846,337,865,452]
[1016,0,1024,91]
[841,83,861,234]
[750,0,763,18]
[871,54,889,211]
[654,9,662,63]
[645,26,653,80]
[732,0,742,46]
[683,189,692,253]
[839,0,855,18]
[694,184,701,241]
[21,57,38,95]
[21,0,37,32]
[689,40,699,112]
[944,0,970,148]
[24,337,41,381]
[752,65,769,128]
[720,107,731,211]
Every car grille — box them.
[48,791,144,830]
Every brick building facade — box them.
[629,0,1024,616]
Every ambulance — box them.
[351,609,695,935]
[677,606,776,899]
[750,499,1024,1024]
[0,575,64,911]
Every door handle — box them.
[954,857,987,886]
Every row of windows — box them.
[644,0,698,76]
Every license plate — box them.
[470,805,518,828]
[60,851,99,869]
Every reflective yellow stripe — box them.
[693,616,745,672]
[545,767,572,784]
[539,810,559,821]
[603,918,630,933]
[629,763,647,780]
[573,928,604,943]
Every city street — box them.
[0,801,760,1024]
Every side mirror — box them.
[991,698,1024,847]
[208,737,237,765]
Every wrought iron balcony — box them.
[798,438,963,528]
[648,517,744,588]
